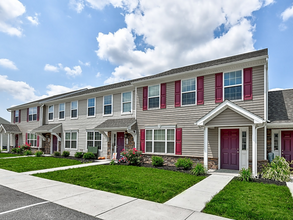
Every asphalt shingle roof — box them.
[95,118,136,129]
[1,124,21,133]
[32,124,62,132]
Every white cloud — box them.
[263,0,275,6]
[44,64,59,72]
[64,65,82,77]
[69,0,85,13]
[96,72,101,77]
[78,60,90,66]
[281,4,293,21]
[27,13,40,26]
[0,0,26,37]
[0,59,18,70]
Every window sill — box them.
[181,103,196,107]
[70,117,78,120]
[87,115,96,118]
[147,107,160,110]
[121,112,133,115]
[144,152,175,155]
[103,114,113,117]
[58,118,65,121]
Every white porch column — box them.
[204,127,208,169]
[252,125,257,177]
[7,133,10,152]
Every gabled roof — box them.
[32,123,62,133]
[0,117,10,125]
[95,118,136,131]
[0,124,21,133]
[195,100,265,127]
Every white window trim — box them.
[27,133,37,148]
[58,103,65,120]
[86,130,102,151]
[28,107,37,122]
[271,129,283,157]
[145,128,176,154]
[64,130,78,150]
[148,84,160,110]
[240,127,249,169]
[48,105,54,121]
[121,91,133,115]
[70,101,78,119]
[15,110,19,123]
[103,95,113,116]
[87,98,96,118]
[223,70,243,102]
[181,77,197,106]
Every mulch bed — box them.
[51,156,98,163]
[234,177,287,186]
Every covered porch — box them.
[0,124,21,152]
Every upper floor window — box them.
[59,103,65,120]
[48,105,54,121]
[15,110,19,123]
[65,131,77,149]
[87,131,102,150]
[224,70,242,100]
[148,85,159,109]
[182,78,196,105]
[29,107,37,121]
[122,92,132,113]
[71,101,78,118]
[104,95,112,115]
[88,98,95,117]
[145,128,175,154]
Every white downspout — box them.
[204,127,208,170]
[252,123,266,177]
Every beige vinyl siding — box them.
[206,108,253,126]
[208,128,218,158]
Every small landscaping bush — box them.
[261,156,291,182]
[152,156,164,167]
[54,151,60,156]
[21,143,31,151]
[239,168,251,181]
[35,150,43,157]
[62,151,70,157]
[121,148,142,166]
[83,152,96,159]
[24,150,32,156]
[74,152,83,158]
[16,147,23,154]
[175,158,193,170]
[191,163,206,175]
[110,159,115,165]
[11,148,17,153]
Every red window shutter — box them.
[26,133,28,144]
[243,68,253,100]
[27,108,29,122]
[143,87,148,111]
[197,76,204,105]
[175,80,181,107]
[13,111,15,123]
[37,106,40,121]
[176,128,182,155]
[215,73,223,103]
[37,136,39,148]
[19,110,21,123]
[160,83,166,109]
[140,129,145,153]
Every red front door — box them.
[117,132,124,159]
[221,129,239,170]
[53,135,57,152]
[281,131,293,167]
[15,134,18,147]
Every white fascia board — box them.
[0,125,6,133]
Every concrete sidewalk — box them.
[0,168,229,220]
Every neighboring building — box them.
[6,48,292,176]
[0,117,20,151]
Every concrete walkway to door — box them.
[165,170,238,212]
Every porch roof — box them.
[195,100,265,127]
[32,123,62,133]
[95,118,136,131]
[0,124,21,134]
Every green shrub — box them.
[239,168,251,181]
[175,158,193,170]
[261,156,291,182]
[120,148,142,166]
[152,156,164,167]
[110,159,116,165]
[62,151,70,157]
[83,152,96,159]
[54,151,60,156]
[191,163,206,175]
[11,148,17,153]
[16,148,23,154]
[74,152,83,158]
[24,150,32,156]
[35,150,43,157]
[21,143,31,151]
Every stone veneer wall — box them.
[124,133,135,150]
[267,129,272,154]
[42,133,51,154]
[249,160,268,173]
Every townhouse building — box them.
[1,48,292,177]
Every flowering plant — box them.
[120,148,142,166]
[22,143,31,151]
[118,156,127,163]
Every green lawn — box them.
[0,157,82,172]
[34,165,206,203]
[0,153,23,158]
[203,179,293,220]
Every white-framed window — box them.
[103,95,113,115]
[59,103,65,120]
[121,91,132,113]
[224,70,242,100]
[148,85,160,109]
[48,105,54,121]
[145,128,175,154]
[29,107,37,121]
[65,131,78,149]
[87,131,102,150]
[87,98,95,117]
[15,110,19,123]
[27,133,37,147]
[181,78,196,105]
[71,101,78,119]
[241,131,247,150]
[273,132,279,151]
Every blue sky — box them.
[0,0,293,121]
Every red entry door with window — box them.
[117,132,124,160]
[221,129,239,170]
[281,131,293,167]
[53,135,58,152]
[15,134,18,147]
